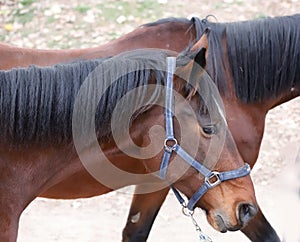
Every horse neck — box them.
[0,43,89,70]
[77,19,195,59]
[268,88,300,109]
[1,19,195,70]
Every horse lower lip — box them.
[215,215,242,232]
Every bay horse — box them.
[2,14,299,241]
[0,38,258,242]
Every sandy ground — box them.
[1,0,299,241]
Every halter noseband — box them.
[160,57,251,211]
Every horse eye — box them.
[202,125,217,136]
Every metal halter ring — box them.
[205,171,221,188]
[164,137,178,152]
[182,204,194,217]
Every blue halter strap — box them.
[160,57,251,211]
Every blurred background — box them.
[1,0,300,48]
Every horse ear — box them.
[184,28,210,100]
[191,27,210,68]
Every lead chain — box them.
[182,205,213,242]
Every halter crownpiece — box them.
[160,56,251,211]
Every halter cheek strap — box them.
[160,57,251,211]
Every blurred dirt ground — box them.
[0,0,299,241]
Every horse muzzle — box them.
[208,202,258,233]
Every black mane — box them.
[141,17,192,27]
[0,51,171,146]
[194,14,300,102]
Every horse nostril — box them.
[238,203,258,225]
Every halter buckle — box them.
[164,137,178,152]
[205,171,221,188]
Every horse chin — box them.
[207,214,228,233]
[207,212,242,233]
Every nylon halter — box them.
[160,57,251,211]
